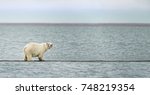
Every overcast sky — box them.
[0,0,150,23]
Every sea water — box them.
[0,23,150,78]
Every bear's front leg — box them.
[38,54,44,61]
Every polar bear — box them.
[24,42,53,61]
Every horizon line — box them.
[0,22,150,25]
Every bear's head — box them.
[46,42,53,49]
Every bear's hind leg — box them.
[24,55,27,61]
[26,55,32,61]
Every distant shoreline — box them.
[0,23,150,26]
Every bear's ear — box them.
[46,43,49,48]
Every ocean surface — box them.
[0,23,150,78]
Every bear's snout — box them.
[50,44,53,47]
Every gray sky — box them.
[0,0,150,23]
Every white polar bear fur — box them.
[24,42,53,61]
